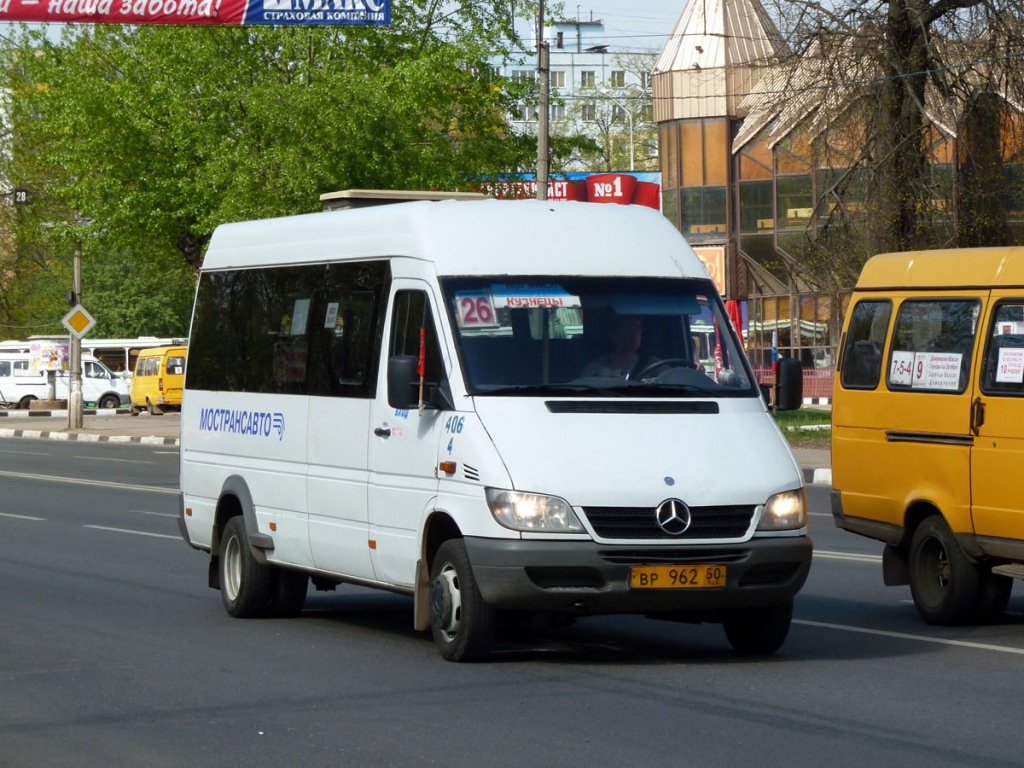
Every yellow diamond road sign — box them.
[62,304,96,339]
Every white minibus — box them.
[0,353,130,409]
[178,199,811,661]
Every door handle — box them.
[970,396,985,436]
[374,426,392,438]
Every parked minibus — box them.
[178,199,811,661]
[0,352,130,409]
[130,346,187,415]
[832,246,1024,625]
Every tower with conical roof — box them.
[653,0,787,298]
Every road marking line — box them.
[795,619,1024,655]
[0,511,46,521]
[0,469,177,495]
[814,549,882,563]
[83,525,179,540]
[74,455,153,464]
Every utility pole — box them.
[536,0,549,201]
[68,240,83,429]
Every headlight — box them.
[757,489,807,531]
[485,488,583,532]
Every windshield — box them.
[441,276,757,398]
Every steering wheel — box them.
[631,358,692,379]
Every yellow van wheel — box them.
[908,515,979,625]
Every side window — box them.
[390,290,444,385]
[187,261,389,397]
[14,360,31,376]
[135,358,147,376]
[0,361,9,376]
[840,300,891,389]
[146,358,158,376]
[887,299,979,393]
[981,301,1024,395]
[308,262,387,399]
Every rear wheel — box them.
[429,539,495,662]
[908,515,979,625]
[147,399,160,416]
[723,600,793,655]
[18,395,36,410]
[98,394,120,409]
[219,516,273,618]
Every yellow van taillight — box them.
[158,377,164,391]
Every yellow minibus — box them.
[131,345,187,415]
[832,246,1024,625]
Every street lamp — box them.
[600,89,634,171]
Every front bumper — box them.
[463,535,812,617]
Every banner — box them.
[0,0,390,26]
[480,172,661,211]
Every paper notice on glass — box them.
[996,347,1024,384]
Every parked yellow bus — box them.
[131,346,187,415]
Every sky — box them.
[1,2,689,54]
[557,2,686,53]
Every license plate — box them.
[629,564,727,589]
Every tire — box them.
[429,539,495,662]
[269,570,308,618]
[98,394,120,409]
[908,515,980,625]
[18,395,36,410]
[219,516,273,618]
[147,399,160,416]
[974,572,1012,624]
[723,600,793,655]
[129,402,139,416]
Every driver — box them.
[581,315,659,379]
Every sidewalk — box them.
[0,409,834,484]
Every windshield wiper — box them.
[480,383,625,396]
[600,382,711,396]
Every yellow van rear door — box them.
[971,293,1024,541]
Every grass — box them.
[772,407,831,449]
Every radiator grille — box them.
[581,505,756,540]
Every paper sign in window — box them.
[996,347,1024,384]
[889,350,914,386]
[911,352,962,391]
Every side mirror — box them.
[775,357,804,411]
[386,354,455,411]
[387,355,419,409]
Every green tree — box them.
[0,3,542,335]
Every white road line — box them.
[0,469,177,495]
[130,509,178,518]
[0,511,46,521]
[795,619,1024,655]
[815,549,882,563]
[83,525,179,540]
[74,455,153,464]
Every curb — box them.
[0,408,131,417]
[802,467,832,485]
[0,428,179,446]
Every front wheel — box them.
[723,600,793,655]
[908,514,979,625]
[219,516,273,618]
[429,539,495,662]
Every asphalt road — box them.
[1,439,1022,767]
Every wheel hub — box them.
[430,564,462,639]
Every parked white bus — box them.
[178,199,811,661]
